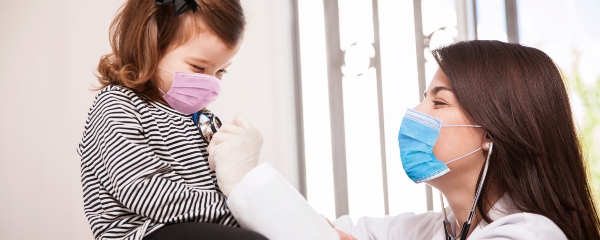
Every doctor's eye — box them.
[433,100,448,107]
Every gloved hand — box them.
[207,114,263,197]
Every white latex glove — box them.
[207,114,263,197]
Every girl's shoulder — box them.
[82,85,150,127]
[90,84,190,119]
[95,84,142,102]
[89,85,149,111]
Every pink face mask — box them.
[158,67,222,114]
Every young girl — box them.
[78,0,266,239]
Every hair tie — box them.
[155,0,197,15]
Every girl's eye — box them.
[217,69,228,74]
[192,65,204,72]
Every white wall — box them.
[212,0,299,189]
[0,1,298,239]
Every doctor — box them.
[206,40,600,239]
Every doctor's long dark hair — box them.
[432,40,600,239]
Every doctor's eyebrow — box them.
[424,86,453,98]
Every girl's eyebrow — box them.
[423,86,453,98]
[189,57,215,67]
[189,57,232,69]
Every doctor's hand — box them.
[323,215,357,240]
[207,114,263,197]
[335,230,356,240]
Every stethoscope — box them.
[192,109,222,143]
[441,143,493,240]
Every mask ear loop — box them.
[157,66,174,96]
[442,124,484,166]
[445,147,483,165]
[158,66,174,75]
[442,124,482,128]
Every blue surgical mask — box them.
[398,108,482,183]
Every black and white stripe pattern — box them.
[78,85,237,240]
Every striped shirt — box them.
[78,85,237,240]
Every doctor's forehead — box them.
[423,71,453,98]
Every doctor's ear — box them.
[482,133,492,151]
[483,142,492,150]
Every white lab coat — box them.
[226,163,566,240]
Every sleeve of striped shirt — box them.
[83,90,230,223]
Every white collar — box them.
[441,193,517,239]
[475,193,518,229]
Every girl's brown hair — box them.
[96,0,245,101]
[432,40,600,239]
